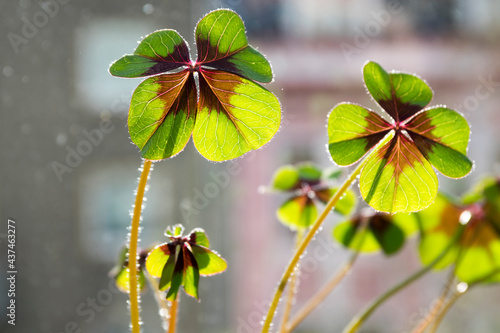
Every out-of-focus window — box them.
[78,160,173,262]
[74,19,154,113]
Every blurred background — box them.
[1,0,500,332]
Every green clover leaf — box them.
[145,226,227,301]
[269,163,356,230]
[418,186,500,284]
[110,9,280,161]
[333,210,418,255]
[327,61,473,213]
[109,246,148,294]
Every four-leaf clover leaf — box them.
[109,246,148,294]
[145,225,227,301]
[418,183,500,284]
[333,209,418,255]
[269,163,356,230]
[328,61,473,213]
[110,9,281,162]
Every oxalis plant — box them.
[108,8,499,333]
[260,60,475,332]
[109,9,280,333]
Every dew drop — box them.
[457,282,468,293]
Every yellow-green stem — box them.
[168,296,179,333]
[129,159,152,333]
[286,248,360,332]
[342,225,465,333]
[411,269,456,333]
[145,273,170,332]
[261,160,366,333]
[285,220,368,332]
[428,291,463,333]
[429,267,500,333]
[279,230,304,333]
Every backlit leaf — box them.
[419,232,460,270]
[195,9,272,83]
[166,249,184,301]
[417,194,464,270]
[189,229,210,248]
[328,103,392,166]
[456,226,500,283]
[315,187,357,216]
[182,249,200,300]
[406,107,472,178]
[363,61,433,122]
[417,193,500,283]
[322,167,343,181]
[159,254,176,291]
[110,30,190,78]
[333,213,406,255]
[193,69,280,161]
[191,245,228,276]
[115,268,146,294]
[271,165,300,191]
[111,9,280,162]
[297,163,322,183]
[146,244,172,278]
[277,196,317,230]
[166,224,185,237]
[391,212,420,237]
[360,133,438,213]
[333,220,379,253]
[128,71,196,160]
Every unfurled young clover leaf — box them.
[333,209,418,255]
[109,9,280,161]
[109,246,148,294]
[145,225,227,301]
[268,163,356,230]
[327,61,473,213]
[418,185,500,284]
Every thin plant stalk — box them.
[129,159,153,333]
[286,248,360,332]
[428,291,464,333]
[413,222,483,333]
[342,225,466,333]
[411,269,456,333]
[261,159,368,333]
[279,229,304,333]
[428,268,500,333]
[168,296,179,333]
[286,221,369,332]
[145,273,170,332]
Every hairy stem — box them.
[429,267,500,333]
[145,273,170,332]
[286,221,368,332]
[428,291,463,333]
[342,225,465,333]
[279,230,304,333]
[168,296,179,333]
[411,269,456,333]
[286,248,360,332]
[129,159,153,333]
[261,160,366,333]
[411,229,474,333]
